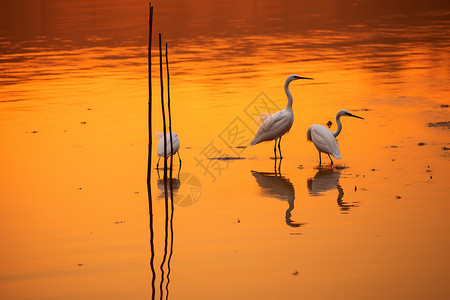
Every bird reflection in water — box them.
[149,173,176,300]
[157,177,181,199]
[150,157,180,299]
[157,160,181,199]
[307,168,359,213]
[252,159,303,227]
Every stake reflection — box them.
[149,168,176,300]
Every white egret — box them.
[156,131,181,169]
[307,109,364,166]
[250,74,313,159]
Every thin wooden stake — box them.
[159,33,170,299]
[165,43,174,179]
[159,33,168,179]
[147,4,153,185]
[147,3,156,300]
[164,42,175,300]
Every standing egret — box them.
[156,131,181,169]
[307,109,364,166]
[250,74,313,159]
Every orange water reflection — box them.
[1,0,450,299]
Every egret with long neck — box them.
[251,74,313,159]
[307,109,364,166]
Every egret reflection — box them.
[252,160,303,227]
[157,178,181,199]
[307,168,358,213]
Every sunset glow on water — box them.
[1,1,449,299]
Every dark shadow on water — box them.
[252,159,304,227]
[307,168,359,213]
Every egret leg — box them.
[327,153,334,166]
[278,137,283,159]
[273,157,277,174]
[273,139,277,159]
[318,152,322,166]
[177,151,182,165]
[156,157,161,169]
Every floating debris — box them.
[114,221,126,224]
[354,186,357,191]
[354,108,371,111]
[209,157,245,161]
[428,121,450,129]
[334,165,348,170]
[81,121,87,125]
[395,195,402,199]
[440,104,449,108]
[235,146,247,149]
[418,142,426,146]
[443,146,449,151]
[326,120,333,128]
[292,270,299,276]
[371,168,376,171]
[298,165,304,169]
[77,264,84,267]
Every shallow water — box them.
[1,1,450,299]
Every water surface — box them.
[1,1,449,299]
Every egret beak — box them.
[349,113,364,120]
[298,76,313,80]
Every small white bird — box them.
[251,74,313,159]
[307,109,364,166]
[156,131,181,169]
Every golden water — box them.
[1,1,449,299]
